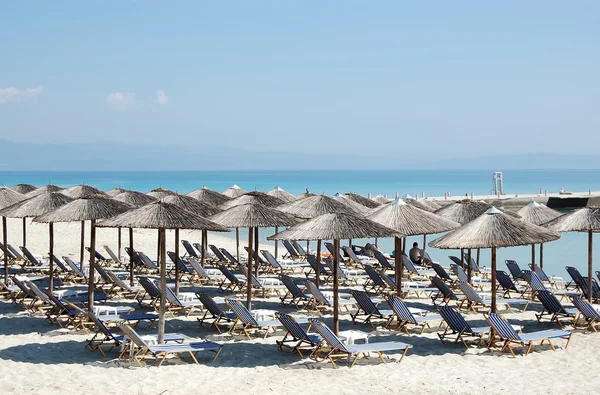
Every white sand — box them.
[0,218,597,394]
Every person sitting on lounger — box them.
[355,243,379,257]
[409,242,423,265]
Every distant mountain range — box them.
[0,139,599,170]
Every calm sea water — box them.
[1,169,599,279]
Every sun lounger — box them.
[222,247,241,265]
[350,290,394,328]
[106,269,142,298]
[280,274,313,308]
[136,251,159,272]
[450,263,487,289]
[181,239,199,259]
[227,298,307,338]
[187,257,223,284]
[261,249,307,274]
[385,294,441,333]
[192,242,214,260]
[402,255,435,279]
[302,279,355,314]
[137,276,161,308]
[529,264,559,288]
[276,312,322,357]
[535,290,578,327]
[437,305,491,348]
[217,264,246,292]
[162,285,203,316]
[237,264,285,297]
[195,293,236,333]
[372,250,394,271]
[282,240,301,260]
[495,270,527,297]
[430,276,461,305]
[505,260,526,281]
[457,281,529,313]
[292,241,309,257]
[449,255,467,269]
[7,244,25,262]
[24,280,54,314]
[86,247,108,262]
[167,251,195,281]
[209,244,228,263]
[363,265,388,294]
[571,296,600,332]
[305,254,331,283]
[62,256,87,282]
[431,262,454,284]
[20,246,49,268]
[103,245,123,266]
[124,247,144,268]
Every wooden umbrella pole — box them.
[315,240,322,288]
[423,234,426,251]
[402,237,406,255]
[307,240,310,255]
[2,217,7,283]
[117,228,122,260]
[201,230,206,267]
[158,228,167,344]
[467,248,472,284]
[460,248,465,269]
[274,226,279,259]
[476,248,481,266]
[48,223,54,292]
[333,238,340,335]
[491,247,497,313]
[254,227,259,278]
[588,230,593,302]
[395,236,402,296]
[540,243,544,269]
[22,217,26,248]
[236,228,240,262]
[531,244,536,271]
[129,228,134,286]
[87,219,97,311]
[174,229,180,295]
[157,231,161,263]
[247,227,253,310]
[398,237,404,291]
[80,220,85,271]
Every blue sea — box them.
[1,169,599,280]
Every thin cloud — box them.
[0,86,44,104]
[105,92,137,111]
[155,90,168,105]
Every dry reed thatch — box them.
[10,184,37,194]
[266,186,295,202]
[421,200,442,210]
[0,192,74,218]
[222,184,246,198]
[434,199,520,225]
[277,194,357,219]
[294,191,316,200]
[210,202,299,228]
[517,201,562,226]
[429,207,560,249]
[544,207,600,232]
[106,187,127,196]
[268,212,399,241]
[186,187,231,206]
[219,191,284,210]
[367,198,460,236]
[371,195,390,205]
[403,198,435,212]
[112,190,157,208]
[147,188,176,199]
[344,192,381,209]
[25,184,63,198]
[0,188,26,210]
[98,201,230,231]
[33,195,132,223]
[160,194,221,217]
[332,193,371,215]
[61,184,107,199]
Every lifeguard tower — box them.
[492,172,504,195]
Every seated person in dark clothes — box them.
[409,242,423,265]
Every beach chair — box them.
[125,247,144,268]
[282,240,301,260]
[577,276,600,302]
[276,312,322,357]
[261,250,306,274]
[167,251,195,281]
[529,264,558,288]
[565,266,584,290]
[402,255,435,279]
[302,279,355,314]
[62,256,88,282]
[181,239,199,259]
[324,242,338,258]
[450,263,487,290]
[430,276,461,305]
[86,247,108,263]
[136,251,159,272]
[448,255,467,269]
[106,269,142,298]
[117,322,223,367]
[237,264,285,297]
[385,294,441,334]
[103,245,123,266]
[484,313,572,357]
[10,276,36,306]
[495,270,527,297]
[8,244,25,263]
[324,257,366,285]
[221,247,241,265]
[363,265,388,294]
[209,245,228,263]
[505,260,526,281]
[137,276,161,308]
[520,270,551,299]
[292,240,309,257]
[163,285,203,316]
[305,254,332,282]
[378,270,399,294]
[20,246,48,268]
[217,264,246,293]
[437,306,491,348]
[227,298,292,338]
[431,262,454,284]
[44,293,91,330]
[342,246,375,266]
[51,255,74,279]
[571,296,600,332]
[187,257,223,285]
[535,290,578,327]
[309,318,412,368]
[457,281,529,313]
[195,293,236,333]
[350,290,394,328]
[372,249,394,271]
[280,274,312,308]
[24,280,54,314]
[244,246,268,267]
[0,242,16,262]
[192,243,213,260]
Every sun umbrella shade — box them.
[187,187,231,206]
[61,184,107,199]
[277,194,358,219]
[106,187,127,196]
[210,202,299,228]
[367,198,460,236]
[112,191,156,208]
[268,212,399,241]
[25,184,63,198]
[0,192,74,218]
[219,191,284,210]
[344,192,381,209]
[517,201,562,226]
[33,195,132,223]
[266,186,295,202]
[429,207,560,249]
[371,195,390,205]
[403,198,435,212]
[147,188,176,199]
[435,199,520,225]
[544,207,600,232]
[0,188,26,209]
[333,193,370,215]
[222,184,246,198]
[160,194,221,217]
[10,184,37,194]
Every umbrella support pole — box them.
[315,240,322,288]
[531,244,536,272]
[333,239,340,335]
[157,231,161,263]
[129,228,134,286]
[588,230,593,302]
[395,236,402,296]
[80,220,85,271]
[117,228,122,260]
[2,217,7,283]
[460,248,465,269]
[49,223,54,292]
[236,228,240,262]
[254,227,259,278]
[247,227,253,310]
[174,229,180,295]
[88,220,97,311]
[476,248,480,267]
[158,228,167,344]
[540,243,544,269]
[201,230,206,267]
[467,248,472,284]
[22,217,26,248]
[274,226,278,259]
[491,247,497,313]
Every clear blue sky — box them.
[1,1,598,158]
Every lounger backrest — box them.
[138,276,161,298]
[372,250,393,270]
[450,264,468,282]
[226,299,259,325]
[11,277,33,297]
[431,276,456,299]
[364,265,385,287]
[86,247,107,261]
[421,250,434,263]
[0,242,16,259]
[277,312,310,341]
[458,281,483,304]
[528,264,550,281]
[197,293,226,316]
[537,290,566,314]
[281,275,304,298]
[521,270,546,292]
[351,290,379,315]
[378,270,397,289]
[505,260,524,280]
[565,266,583,285]
[448,256,465,268]
[8,244,24,260]
[244,247,266,265]
[163,285,183,306]
[596,271,600,284]
[431,263,451,280]
[302,279,328,305]
[209,245,227,262]
[94,263,113,283]
[495,270,517,291]
[237,265,262,288]
[572,296,600,320]
[486,313,521,341]
[187,258,209,278]
[324,242,336,257]
[402,255,418,274]
[221,248,239,264]
[292,241,307,256]
[46,291,74,313]
[579,276,600,298]
[117,322,149,349]
[25,281,51,304]
[261,250,281,270]
[342,246,361,263]
[63,256,86,277]
[192,243,209,258]
[20,246,41,265]
[282,240,299,258]
[306,254,329,275]
[386,294,416,324]
[125,247,143,266]
[438,306,472,333]
[87,310,119,341]
[167,251,190,273]
[181,240,199,258]
[462,252,481,273]
[308,318,347,352]
[52,255,70,273]
[104,245,120,263]
[218,264,242,285]
[137,252,158,270]
[106,269,130,290]
[325,257,348,280]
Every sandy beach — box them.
[0,217,597,395]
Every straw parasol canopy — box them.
[371,195,390,205]
[35,195,132,223]
[345,192,381,209]
[518,201,562,226]
[113,190,156,208]
[421,200,442,211]
[266,186,295,202]
[435,199,520,225]
[545,207,600,301]
[277,194,357,219]
[147,188,176,199]
[10,184,37,194]
[0,187,27,282]
[61,184,107,199]
[295,190,315,200]
[210,202,299,229]
[333,193,370,215]
[429,207,560,312]
[106,187,127,196]
[161,194,221,218]
[98,200,230,343]
[187,187,231,206]
[25,184,63,198]
[403,198,435,212]
[219,191,284,210]
[222,184,246,198]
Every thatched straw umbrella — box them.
[333,193,370,215]
[10,184,37,194]
[210,202,299,309]
[0,192,73,289]
[160,194,222,294]
[429,207,560,312]
[112,191,157,279]
[187,187,231,207]
[295,190,315,200]
[403,198,435,212]
[421,200,442,211]
[147,188,176,199]
[0,188,27,282]
[222,184,246,198]
[266,186,295,202]
[277,194,358,286]
[25,184,63,198]
[34,195,132,309]
[517,201,561,269]
[99,201,229,343]
[269,213,397,334]
[345,192,381,209]
[371,195,390,205]
[545,207,600,302]
[367,198,460,294]
[106,187,127,196]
